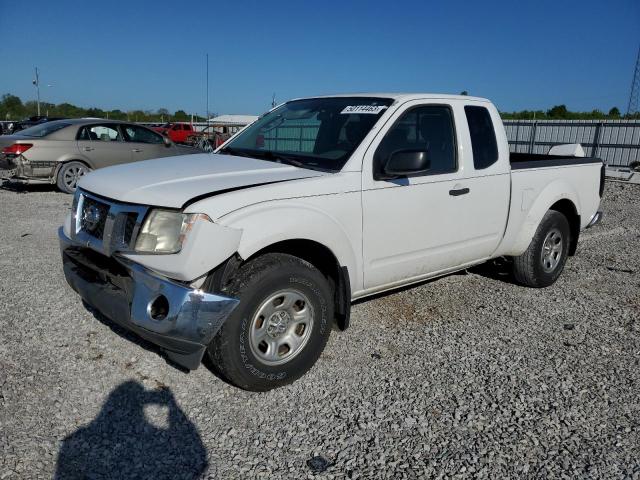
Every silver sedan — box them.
[0,119,193,193]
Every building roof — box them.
[208,114,259,125]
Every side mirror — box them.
[163,137,172,148]
[379,150,430,179]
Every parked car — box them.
[59,94,604,391]
[152,122,195,144]
[186,116,259,151]
[8,115,67,134]
[0,119,186,193]
[185,125,231,151]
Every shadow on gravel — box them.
[468,258,516,284]
[0,179,61,193]
[54,381,207,479]
[82,301,229,384]
[82,301,190,373]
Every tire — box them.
[56,161,91,194]
[206,253,333,391]
[512,210,571,288]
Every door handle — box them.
[132,148,142,153]
[83,146,94,151]
[449,187,470,196]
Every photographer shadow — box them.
[55,381,207,479]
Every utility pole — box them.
[33,67,41,116]
[271,93,276,109]
[206,53,210,125]
[627,43,640,117]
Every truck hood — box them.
[78,153,327,208]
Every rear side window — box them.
[17,121,71,138]
[464,106,498,170]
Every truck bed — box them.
[510,152,602,169]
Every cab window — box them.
[465,106,498,170]
[374,105,456,176]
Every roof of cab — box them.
[293,93,491,103]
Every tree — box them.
[608,107,621,118]
[174,110,189,121]
[85,107,105,118]
[547,105,568,119]
[0,94,24,118]
[460,90,469,96]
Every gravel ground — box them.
[0,181,638,479]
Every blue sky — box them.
[0,0,638,116]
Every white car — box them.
[59,94,604,391]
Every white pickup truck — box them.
[59,94,604,391]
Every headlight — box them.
[135,210,211,254]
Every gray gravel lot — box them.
[0,181,639,479]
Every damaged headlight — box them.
[135,210,212,254]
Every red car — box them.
[152,123,195,144]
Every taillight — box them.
[2,143,33,156]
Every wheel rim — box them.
[63,165,88,190]
[249,289,314,366]
[541,227,563,272]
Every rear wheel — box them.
[56,161,91,194]
[206,253,333,391]
[512,210,570,288]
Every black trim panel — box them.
[511,155,602,170]
[335,266,351,331]
[181,176,318,209]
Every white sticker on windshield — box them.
[340,105,388,114]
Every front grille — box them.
[123,213,138,245]
[80,196,109,239]
[72,190,148,256]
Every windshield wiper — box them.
[219,147,251,158]
[220,147,332,172]
[257,151,308,169]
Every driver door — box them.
[361,102,495,290]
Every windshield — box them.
[220,97,393,172]
[16,121,72,138]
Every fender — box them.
[218,199,361,293]
[501,178,581,257]
[51,155,95,182]
[57,153,95,169]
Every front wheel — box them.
[56,161,91,194]
[206,253,334,391]
[512,210,571,288]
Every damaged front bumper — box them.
[59,227,239,370]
